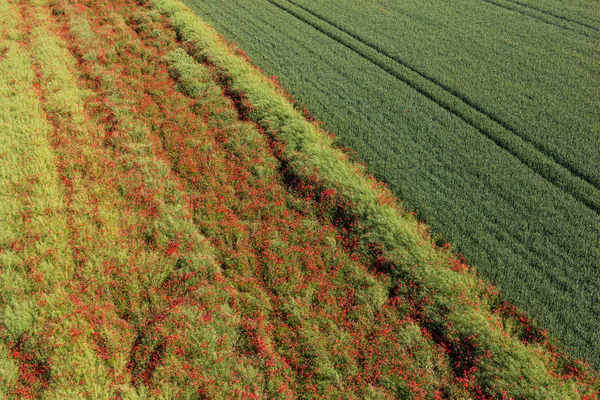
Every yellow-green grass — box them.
[20,1,139,395]
[24,1,254,397]
[78,5,436,397]
[160,46,459,397]
[0,1,84,396]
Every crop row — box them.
[481,0,599,37]
[279,0,600,187]
[498,0,600,31]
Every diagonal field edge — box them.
[482,0,600,40]
[266,0,600,215]
[502,0,600,33]
[279,0,600,190]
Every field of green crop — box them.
[182,0,600,366]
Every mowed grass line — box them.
[148,1,600,398]
[267,0,600,212]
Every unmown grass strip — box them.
[22,1,148,396]
[158,46,370,397]
[268,0,600,211]
[10,0,237,397]
[132,8,458,396]
[126,5,469,396]
[57,2,355,396]
[482,0,599,38]
[148,0,600,398]
[159,46,467,398]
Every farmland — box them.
[0,0,598,398]
[181,0,600,367]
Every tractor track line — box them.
[482,0,599,40]
[278,0,600,189]
[501,0,600,33]
[266,0,600,215]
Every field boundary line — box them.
[266,0,600,214]
[482,0,600,39]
